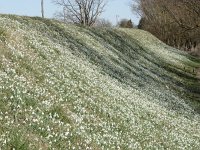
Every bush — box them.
[118,19,134,28]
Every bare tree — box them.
[41,0,44,18]
[94,18,112,28]
[132,0,200,54]
[53,0,106,26]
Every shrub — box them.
[118,19,134,28]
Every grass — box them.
[0,14,200,149]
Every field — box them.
[0,15,200,149]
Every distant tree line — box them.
[52,0,136,28]
[39,0,138,29]
[132,0,200,56]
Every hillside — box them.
[0,15,200,149]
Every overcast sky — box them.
[0,0,140,25]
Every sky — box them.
[0,0,140,25]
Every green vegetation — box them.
[0,14,200,149]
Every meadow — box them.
[0,15,200,149]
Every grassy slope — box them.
[0,15,200,149]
